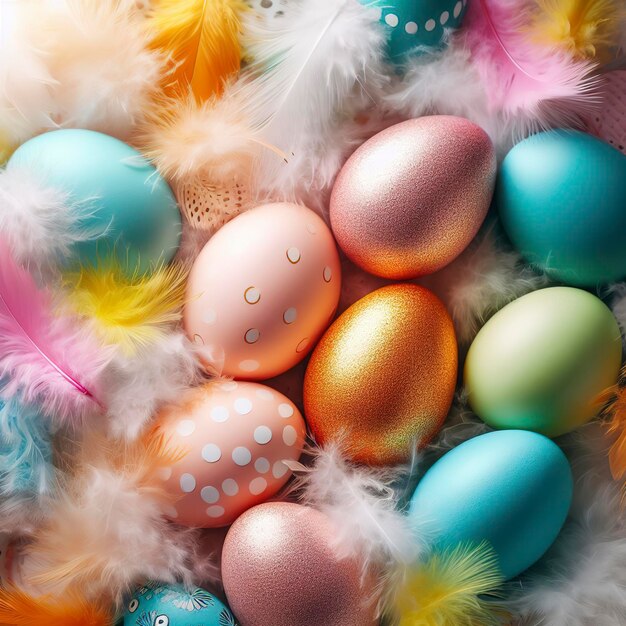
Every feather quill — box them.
[0,587,113,626]
[529,0,626,62]
[464,0,600,130]
[149,0,247,100]
[0,241,109,425]
[62,258,188,355]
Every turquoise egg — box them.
[8,129,181,275]
[496,130,626,287]
[123,583,236,626]
[361,0,468,60]
[408,430,573,580]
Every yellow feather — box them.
[63,258,188,355]
[148,0,247,100]
[530,0,626,62]
[394,542,506,626]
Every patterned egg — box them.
[184,202,341,379]
[304,284,458,465]
[360,0,468,60]
[123,582,236,626]
[330,117,496,280]
[222,502,377,626]
[7,129,181,275]
[154,380,305,528]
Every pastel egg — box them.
[330,117,496,280]
[497,129,626,286]
[304,284,457,465]
[184,202,341,379]
[222,502,377,626]
[7,129,181,274]
[154,381,305,528]
[464,287,622,437]
[124,582,236,626]
[361,0,468,60]
[408,430,573,580]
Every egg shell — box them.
[304,284,458,465]
[361,0,468,59]
[124,582,236,626]
[330,116,496,280]
[7,129,181,274]
[184,202,341,379]
[155,381,305,528]
[222,502,377,626]
[496,129,626,286]
[408,430,573,580]
[464,287,622,437]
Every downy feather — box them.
[529,0,626,62]
[19,430,201,604]
[0,241,110,426]
[149,0,247,100]
[0,167,102,273]
[464,0,600,131]
[0,587,113,626]
[62,258,188,355]
[598,367,626,487]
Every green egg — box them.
[464,287,622,437]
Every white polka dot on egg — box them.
[283,425,298,446]
[273,461,288,479]
[176,420,196,437]
[283,307,297,324]
[405,21,418,34]
[323,266,333,282]
[440,11,449,25]
[286,247,301,263]
[201,486,220,504]
[202,443,222,463]
[211,406,229,423]
[256,388,274,401]
[278,403,294,418]
[250,477,268,495]
[244,328,260,344]
[233,446,252,466]
[222,478,239,496]
[180,473,196,493]
[385,12,399,27]
[454,1,463,17]
[234,397,253,415]
[254,425,273,445]
[255,457,270,474]
[425,18,436,31]
[239,359,260,372]
[206,505,225,518]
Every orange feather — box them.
[0,587,113,626]
[603,369,626,486]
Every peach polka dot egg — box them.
[154,380,306,528]
[184,202,342,379]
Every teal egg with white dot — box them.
[363,0,469,60]
[123,583,237,626]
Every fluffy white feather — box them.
[608,282,626,344]
[419,223,549,347]
[102,333,205,440]
[241,0,388,198]
[0,167,101,272]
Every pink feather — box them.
[0,241,109,426]
[464,0,600,127]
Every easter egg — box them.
[464,287,622,437]
[184,202,341,379]
[362,0,468,60]
[496,129,626,286]
[222,502,377,626]
[154,380,305,528]
[7,129,181,274]
[330,117,496,280]
[304,284,457,465]
[408,430,573,580]
[123,582,236,626]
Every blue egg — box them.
[496,129,626,287]
[8,129,181,275]
[408,430,573,579]
[361,0,468,61]
[123,583,237,626]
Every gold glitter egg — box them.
[330,116,496,279]
[304,284,458,465]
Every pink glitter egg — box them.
[330,116,496,280]
[222,502,377,626]
[154,381,306,528]
[184,202,342,379]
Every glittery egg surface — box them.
[154,380,305,528]
[222,502,377,626]
[362,0,468,60]
[123,582,236,626]
[330,116,496,280]
[304,284,458,465]
[184,202,341,379]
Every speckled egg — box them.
[154,380,305,528]
[330,117,496,280]
[123,582,236,626]
[184,203,341,379]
